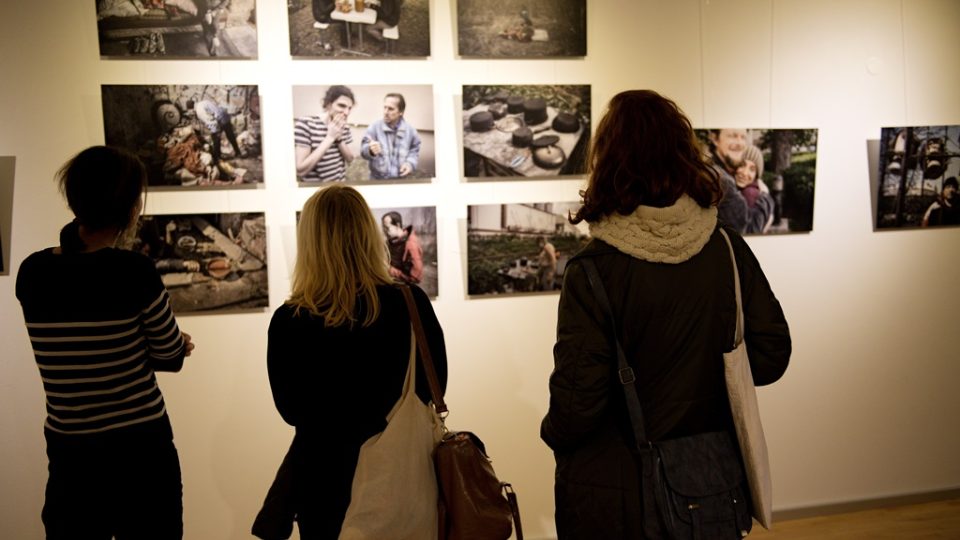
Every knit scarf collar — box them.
[588,195,717,264]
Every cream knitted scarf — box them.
[589,195,717,264]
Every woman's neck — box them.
[76,225,122,253]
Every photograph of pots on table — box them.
[462,85,590,178]
[135,213,268,314]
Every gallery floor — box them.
[752,498,960,539]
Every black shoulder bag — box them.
[580,258,752,539]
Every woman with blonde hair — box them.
[263,184,447,538]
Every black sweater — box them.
[265,284,447,536]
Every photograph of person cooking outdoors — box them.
[467,202,589,296]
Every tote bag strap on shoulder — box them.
[717,228,745,349]
[717,227,775,529]
[399,285,447,415]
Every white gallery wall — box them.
[2,0,959,538]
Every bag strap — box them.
[717,228,744,348]
[580,258,650,449]
[399,285,448,415]
[502,483,524,540]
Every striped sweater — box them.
[294,115,354,182]
[17,247,186,436]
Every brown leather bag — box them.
[400,287,523,540]
[435,431,520,540]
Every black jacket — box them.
[255,284,446,539]
[541,225,790,539]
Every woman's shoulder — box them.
[566,238,626,268]
[100,248,165,280]
[16,248,55,292]
[270,301,301,322]
[377,283,431,305]
[19,247,55,268]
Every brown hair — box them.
[571,90,721,224]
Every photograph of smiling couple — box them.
[696,128,818,235]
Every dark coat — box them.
[541,225,790,539]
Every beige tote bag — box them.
[719,229,774,530]
[339,327,443,540]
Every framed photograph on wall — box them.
[135,212,267,313]
[95,0,258,58]
[371,206,438,298]
[287,0,429,58]
[293,85,435,184]
[102,85,262,189]
[457,0,586,58]
[695,129,818,235]
[294,204,438,297]
[876,125,959,229]
[462,85,590,179]
[0,156,14,276]
[467,202,589,297]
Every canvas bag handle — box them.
[399,285,448,416]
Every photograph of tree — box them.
[876,125,960,229]
[462,85,590,179]
[467,202,589,297]
[695,129,818,235]
[134,213,267,313]
[371,206,437,298]
[103,85,262,189]
[288,0,429,58]
[0,156,14,275]
[293,85,435,184]
[457,0,586,58]
[96,0,257,58]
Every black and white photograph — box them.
[876,125,960,229]
[96,0,257,58]
[134,212,267,313]
[467,202,589,297]
[293,85,435,184]
[287,0,429,58]
[0,156,14,275]
[457,0,586,58]
[462,84,590,179]
[371,206,438,298]
[695,129,818,235]
[103,85,263,189]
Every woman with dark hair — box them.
[262,184,447,538]
[294,85,357,183]
[540,90,791,538]
[16,145,194,539]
